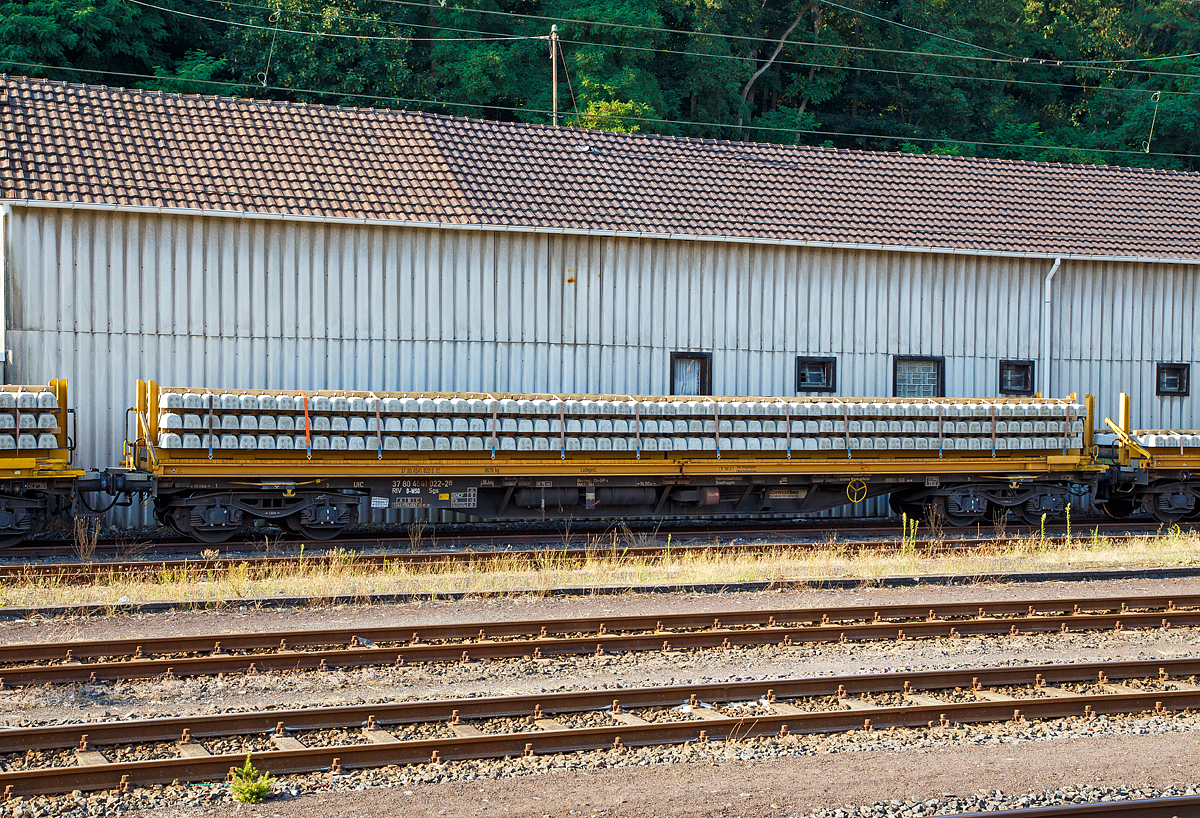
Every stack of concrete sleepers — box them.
[153,390,1086,455]
[0,388,61,450]
[1131,431,1200,448]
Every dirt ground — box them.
[135,731,1200,817]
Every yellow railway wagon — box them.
[0,380,82,546]
[112,380,1104,543]
[1094,393,1200,523]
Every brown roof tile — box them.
[3,74,1200,257]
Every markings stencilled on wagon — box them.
[450,488,478,509]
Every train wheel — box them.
[933,497,983,528]
[1100,498,1138,519]
[1143,488,1193,525]
[1145,504,1187,525]
[889,494,927,522]
[0,525,38,548]
[0,502,45,548]
[280,513,346,541]
[176,518,246,544]
[170,500,246,544]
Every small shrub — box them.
[72,516,100,562]
[230,752,274,803]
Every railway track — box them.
[986,797,1200,817]
[1,656,1198,798]
[1,522,1182,584]
[3,518,1176,563]
[0,537,1084,584]
[2,593,1195,686]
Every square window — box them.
[1157,363,1190,396]
[796,357,836,392]
[894,357,944,398]
[670,352,712,396]
[999,360,1035,396]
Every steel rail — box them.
[0,530,1178,584]
[1,594,1197,686]
[2,657,1200,797]
[3,656,1198,753]
[0,539,978,583]
[4,519,1177,563]
[978,796,1200,817]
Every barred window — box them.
[894,357,944,398]
[796,357,836,392]
[1157,363,1190,396]
[999,360,1035,396]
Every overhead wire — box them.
[815,0,1017,59]
[126,0,541,41]
[130,0,1192,104]
[556,36,1197,100]
[197,0,525,42]
[372,0,1200,83]
[127,0,1200,99]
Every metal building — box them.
[2,75,1199,521]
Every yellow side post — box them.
[1083,393,1095,455]
[147,379,160,440]
[1119,392,1132,433]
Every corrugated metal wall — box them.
[3,205,1197,525]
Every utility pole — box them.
[550,24,559,127]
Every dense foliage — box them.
[3,0,1199,168]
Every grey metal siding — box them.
[3,204,1197,524]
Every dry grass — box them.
[1,525,1198,610]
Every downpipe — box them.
[1041,257,1062,397]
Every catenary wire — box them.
[815,0,1017,59]
[125,0,541,41]
[556,37,1192,100]
[157,0,1200,91]
[373,0,1200,82]
[3,61,1197,162]
[196,0,526,42]
[128,0,1193,104]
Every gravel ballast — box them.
[5,578,1200,817]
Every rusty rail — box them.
[0,538,974,583]
[979,796,1200,817]
[3,520,1178,573]
[1,657,1198,798]
[1,593,1197,686]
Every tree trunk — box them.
[737,1,816,131]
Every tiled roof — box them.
[4,74,1200,258]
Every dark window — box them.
[1157,363,1190,396]
[999,360,1035,396]
[796,357,836,392]
[893,356,945,398]
[670,352,712,396]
